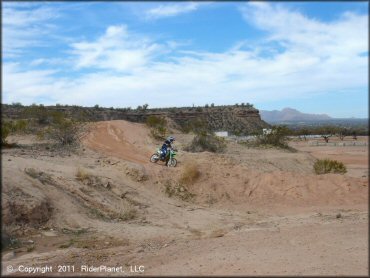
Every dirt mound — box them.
[81,120,367,210]
[82,120,156,165]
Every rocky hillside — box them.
[2,104,269,135]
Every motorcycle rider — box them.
[160,136,175,161]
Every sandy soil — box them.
[1,120,368,276]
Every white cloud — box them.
[3,63,62,104]
[144,2,202,20]
[240,2,368,58]
[2,4,60,57]
[2,3,368,116]
[70,25,163,72]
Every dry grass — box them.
[179,162,201,185]
[119,207,138,221]
[75,167,92,182]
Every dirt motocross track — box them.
[2,120,368,276]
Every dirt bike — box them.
[150,148,177,167]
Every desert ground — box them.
[2,120,368,276]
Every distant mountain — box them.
[260,108,332,123]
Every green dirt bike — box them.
[150,148,177,167]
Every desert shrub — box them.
[146,115,167,140]
[313,159,347,175]
[23,104,50,124]
[150,126,167,140]
[146,115,166,128]
[119,208,137,221]
[255,126,290,148]
[46,112,84,145]
[2,119,32,146]
[185,133,226,153]
[1,121,12,145]
[9,119,29,134]
[179,162,200,185]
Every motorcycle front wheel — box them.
[168,158,177,167]
[150,154,159,163]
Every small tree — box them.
[318,125,338,143]
[337,128,348,141]
[12,102,23,107]
[299,128,309,141]
[322,135,331,143]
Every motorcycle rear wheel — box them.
[150,154,159,163]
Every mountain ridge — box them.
[260,107,333,123]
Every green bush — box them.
[313,159,347,175]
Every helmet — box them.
[167,136,175,142]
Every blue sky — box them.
[2,1,368,118]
